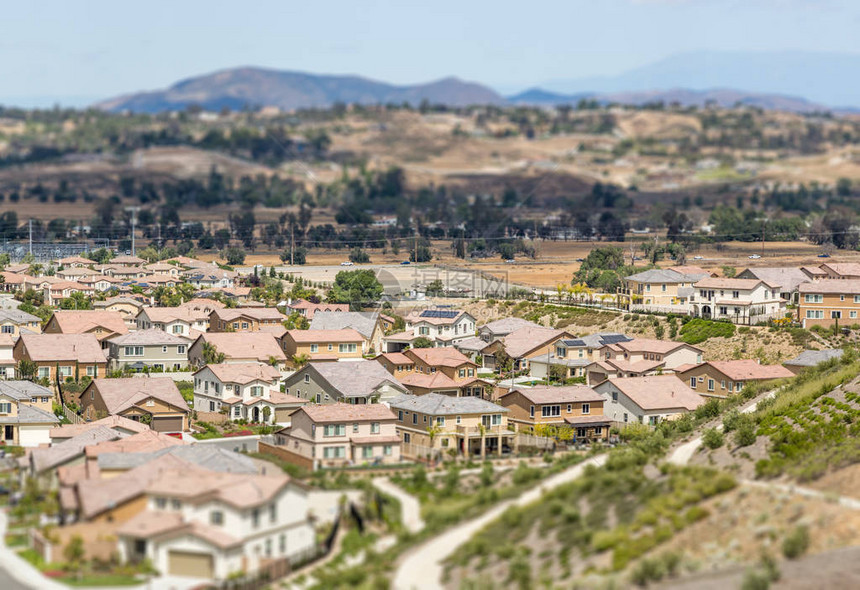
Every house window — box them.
[707,379,715,391]
[805,294,823,303]
[269,504,277,523]
[0,403,10,414]
[419,327,429,335]
[612,391,618,402]
[732,291,739,299]
[178,345,186,354]
[582,403,590,414]
[338,343,357,353]
[250,386,263,397]
[854,295,860,304]
[362,446,373,459]
[719,306,728,316]
[403,433,411,443]
[58,366,72,378]
[323,446,345,459]
[162,346,168,353]
[279,534,286,554]
[435,417,445,427]
[398,410,403,421]
[172,325,183,334]
[458,369,465,378]
[323,424,346,437]
[252,508,260,528]
[310,344,318,353]
[852,311,858,319]
[384,445,392,456]
[690,377,696,388]
[241,322,249,330]
[86,366,97,377]
[832,311,842,319]
[304,374,310,383]
[210,511,224,526]
[529,405,534,418]
[371,422,380,433]
[567,404,572,413]
[456,415,461,425]
[721,380,726,390]
[155,498,167,509]
[0,326,13,334]
[541,405,561,418]
[623,413,628,423]
[125,346,144,357]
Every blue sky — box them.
[2,0,859,106]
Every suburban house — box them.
[309,311,386,354]
[677,360,794,397]
[736,267,811,303]
[44,310,130,346]
[594,375,704,426]
[395,347,490,397]
[622,266,712,312]
[184,267,237,289]
[79,274,125,292]
[284,299,349,319]
[187,332,287,367]
[477,317,542,342]
[135,307,208,338]
[383,309,477,352]
[0,334,15,379]
[58,255,95,267]
[0,308,42,337]
[106,329,190,372]
[193,362,305,423]
[282,360,408,405]
[13,333,108,384]
[115,467,315,580]
[28,426,124,487]
[482,326,572,372]
[0,381,60,447]
[44,282,96,306]
[818,262,860,280]
[110,255,147,266]
[93,297,145,328]
[499,385,609,441]
[274,403,400,470]
[389,393,512,458]
[279,329,364,365]
[689,277,785,324]
[209,308,286,332]
[373,352,416,380]
[528,333,633,380]
[585,338,704,385]
[79,377,190,433]
[798,279,860,328]
[783,349,844,374]
[49,414,150,444]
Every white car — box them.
[748,254,761,259]
[340,261,354,266]
[693,255,704,260]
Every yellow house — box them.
[622,266,711,310]
[279,329,365,365]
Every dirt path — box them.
[392,454,607,590]
[372,477,425,534]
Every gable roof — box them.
[0,380,53,401]
[306,360,407,398]
[18,333,107,363]
[299,402,396,423]
[499,326,570,358]
[88,377,189,415]
[609,338,699,355]
[97,444,262,474]
[404,308,472,326]
[84,429,186,458]
[31,426,124,473]
[479,317,542,335]
[309,311,380,339]
[737,267,810,292]
[197,362,282,385]
[784,349,844,368]
[694,277,773,290]
[374,352,414,366]
[47,310,129,336]
[108,328,190,346]
[286,329,363,343]
[195,332,286,362]
[505,385,603,405]
[389,393,508,416]
[694,360,794,381]
[405,347,474,367]
[0,309,40,324]
[799,279,860,294]
[211,307,286,322]
[819,262,860,276]
[597,376,703,411]
[625,268,704,284]
[50,414,150,440]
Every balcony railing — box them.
[456,424,505,436]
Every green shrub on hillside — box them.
[678,318,736,344]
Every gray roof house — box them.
[282,360,408,404]
[477,317,542,342]
[736,267,811,302]
[309,311,385,354]
[783,349,844,374]
[388,393,509,416]
[106,329,191,372]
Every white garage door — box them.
[19,425,51,448]
[167,551,214,578]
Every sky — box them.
[2,0,859,107]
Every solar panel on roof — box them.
[562,339,586,347]
[419,310,459,319]
[600,334,632,345]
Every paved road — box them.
[392,454,607,590]
[372,477,425,534]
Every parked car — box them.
[748,254,761,259]
[505,259,515,263]
[400,260,411,265]
[340,261,354,266]
[818,253,831,258]
[693,255,704,260]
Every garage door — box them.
[19,425,51,448]
[168,551,214,578]
[151,416,184,433]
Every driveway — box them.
[392,454,607,590]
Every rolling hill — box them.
[94,67,505,113]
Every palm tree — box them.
[202,342,225,365]
[291,353,310,369]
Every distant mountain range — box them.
[93,51,860,114]
[94,67,506,113]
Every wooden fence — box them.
[62,404,82,425]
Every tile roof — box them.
[198,362,282,384]
[196,332,286,362]
[694,277,772,290]
[0,380,52,401]
[88,377,189,415]
[698,360,794,381]
[309,311,380,339]
[406,347,473,367]
[597,376,704,411]
[19,333,107,363]
[388,393,508,416]
[211,308,286,322]
[286,329,363,343]
[48,310,128,336]
[375,352,414,365]
[820,263,860,276]
[611,338,697,354]
[479,317,542,335]
[625,268,701,283]
[97,445,262,473]
[399,372,462,390]
[404,308,470,326]
[799,279,860,294]
[784,349,844,367]
[84,429,186,458]
[0,404,60,425]
[300,402,396,423]
[505,385,603,404]
[0,309,41,324]
[144,467,293,509]
[453,336,489,352]
[499,326,569,358]
[49,415,150,440]
[31,426,124,472]
[737,267,811,292]
[310,360,407,398]
[108,328,190,346]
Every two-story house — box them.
[735,267,811,303]
[135,307,206,338]
[818,263,860,280]
[0,308,42,337]
[79,377,190,433]
[308,311,386,354]
[44,281,96,306]
[279,329,364,365]
[690,277,785,324]
[382,309,476,352]
[0,381,60,447]
[106,329,190,372]
[798,279,860,328]
[585,338,703,385]
[395,347,490,397]
[274,403,400,470]
[389,393,512,458]
[94,297,146,329]
[528,333,632,380]
[282,360,408,405]
[13,333,107,386]
[209,308,286,332]
[116,466,315,580]
[284,299,349,319]
[193,362,305,423]
[44,310,129,347]
[677,360,794,397]
[499,385,609,441]
[187,332,287,368]
[594,375,704,426]
[481,326,572,372]
[622,266,712,312]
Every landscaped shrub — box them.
[734,422,757,447]
[679,318,736,344]
[702,428,724,449]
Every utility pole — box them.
[290,225,295,266]
[28,219,32,256]
[125,207,140,256]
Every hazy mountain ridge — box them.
[95,67,506,113]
